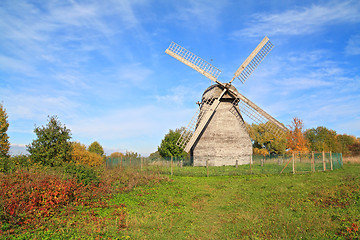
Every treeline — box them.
[155,117,360,158]
[0,103,144,172]
[248,117,360,156]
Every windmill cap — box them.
[202,84,239,100]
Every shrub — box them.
[72,142,104,167]
[63,163,100,186]
[0,169,111,231]
[0,155,31,173]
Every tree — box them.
[109,152,124,158]
[349,142,360,156]
[336,134,357,156]
[158,128,188,158]
[305,126,339,152]
[148,150,160,160]
[27,116,72,167]
[88,141,104,156]
[72,142,104,167]
[0,104,10,158]
[124,151,140,159]
[247,122,287,155]
[286,117,308,152]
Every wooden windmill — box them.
[165,37,287,166]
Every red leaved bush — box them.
[0,170,110,228]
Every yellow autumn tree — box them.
[109,152,124,158]
[286,117,309,153]
[71,142,104,167]
[253,147,269,156]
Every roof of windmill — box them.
[202,84,239,100]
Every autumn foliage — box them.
[286,117,309,153]
[0,170,111,229]
[71,142,104,167]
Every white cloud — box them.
[0,91,80,122]
[169,0,227,30]
[232,1,360,37]
[346,34,360,55]
[9,144,28,156]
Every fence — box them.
[105,152,343,177]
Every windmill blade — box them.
[176,96,216,149]
[180,89,227,153]
[228,89,287,137]
[165,42,222,84]
[230,36,274,84]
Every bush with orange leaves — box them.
[71,142,104,167]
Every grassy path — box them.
[113,165,360,239]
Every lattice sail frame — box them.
[165,42,221,83]
[176,95,216,149]
[231,98,284,138]
[231,37,274,84]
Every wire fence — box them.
[105,152,343,177]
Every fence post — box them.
[330,151,333,170]
[180,160,183,168]
[120,155,123,169]
[206,159,209,177]
[236,160,238,168]
[141,157,143,171]
[322,151,326,171]
[171,156,173,176]
[250,156,252,174]
[311,151,315,172]
[292,152,295,174]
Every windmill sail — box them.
[229,92,287,137]
[176,95,216,149]
[165,42,221,83]
[180,89,227,153]
[230,36,274,84]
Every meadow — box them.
[1,162,359,239]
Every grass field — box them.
[3,163,360,239]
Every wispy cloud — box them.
[232,1,360,37]
[169,0,227,30]
[346,34,360,55]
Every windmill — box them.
[165,37,288,166]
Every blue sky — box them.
[1,0,359,156]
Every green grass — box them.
[4,164,359,239]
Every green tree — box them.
[124,151,140,159]
[0,104,10,158]
[305,126,339,152]
[148,150,160,160]
[247,122,287,155]
[158,128,188,158]
[88,141,104,156]
[27,116,72,167]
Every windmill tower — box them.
[165,37,288,166]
